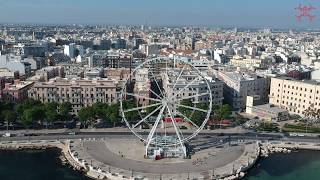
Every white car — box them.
[2,133,11,137]
[289,133,298,137]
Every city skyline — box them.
[1,0,320,28]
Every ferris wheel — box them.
[119,57,212,157]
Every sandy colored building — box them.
[134,68,150,106]
[230,58,268,69]
[269,77,320,116]
[105,68,131,81]
[28,77,125,114]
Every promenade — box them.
[2,132,320,179]
[67,137,260,180]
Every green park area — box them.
[0,98,236,130]
[282,123,320,133]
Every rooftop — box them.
[5,81,34,91]
[254,104,287,114]
[275,76,320,85]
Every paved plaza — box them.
[67,136,253,179]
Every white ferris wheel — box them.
[119,57,212,157]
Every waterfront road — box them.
[0,129,320,145]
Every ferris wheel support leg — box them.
[167,107,187,157]
[145,106,166,157]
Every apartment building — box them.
[28,77,125,114]
[217,71,269,110]
[2,80,34,102]
[134,68,150,106]
[269,77,320,116]
[163,69,224,107]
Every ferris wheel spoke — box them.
[149,69,164,98]
[148,88,163,100]
[172,64,186,91]
[146,106,166,150]
[175,92,210,102]
[176,110,199,129]
[125,92,162,102]
[132,105,163,128]
[166,106,186,153]
[177,104,207,113]
[164,58,169,96]
[123,103,162,113]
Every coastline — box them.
[0,140,94,179]
[1,139,320,180]
[0,139,260,180]
[0,139,138,180]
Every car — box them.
[68,132,76,135]
[289,133,298,137]
[2,133,11,137]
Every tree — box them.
[2,110,16,130]
[178,99,193,118]
[212,104,232,128]
[21,106,45,128]
[59,102,72,121]
[191,103,209,126]
[0,101,14,124]
[16,99,42,125]
[92,102,108,120]
[105,103,120,126]
[78,106,96,128]
[122,100,139,122]
[16,99,41,115]
[44,102,59,128]
[302,104,320,133]
[21,109,35,127]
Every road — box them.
[1,129,320,145]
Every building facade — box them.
[28,78,125,114]
[163,69,224,107]
[217,71,269,111]
[103,53,132,69]
[2,80,34,102]
[269,77,320,116]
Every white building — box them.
[163,69,224,107]
[64,43,76,58]
[217,70,269,110]
[0,54,31,78]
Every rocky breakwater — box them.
[260,140,320,157]
[214,141,261,180]
[260,143,292,157]
[0,140,64,150]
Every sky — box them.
[0,0,319,28]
